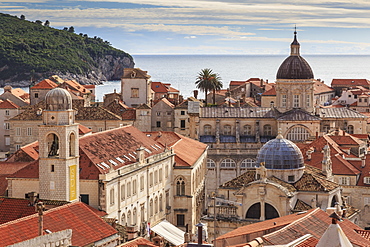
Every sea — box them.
[4,55,370,102]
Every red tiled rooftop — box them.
[331,79,370,86]
[151,82,169,93]
[0,202,117,247]
[31,79,58,89]
[78,124,92,135]
[0,198,37,224]
[262,87,276,96]
[119,237,157,247]
[229,81,246,87]
[0,99,19,109]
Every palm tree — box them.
[195,68,222,105]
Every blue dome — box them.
[256,134,304,169]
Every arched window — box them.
[47,133,59,157]
[241,158,255,169]
[204,125,212,135]
[246,203,279,220]
[121,184,125,201]
[207,159,216,169]
[159,194,163,212]
[223,125,232,135]
[347,125,354,134]
[263,125,272,136]
[69,132,76,157]
[155,196,158,214]
[176,177,185,195]
[220,158,236,169]
[286,126,310,142]
[243,125,252,135]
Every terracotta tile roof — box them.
[79,126,165,174]
[31,79,58,89]
[122,68,151,79]
[62,80,88,94]
[295,237,319,247]
[216,209,317,241]
[145,131,207,167]
[355,230,370,240]
[294,171,338,192]
[0,99,19,109]
[229,81,246,87]
[168,86,179,93]
[331,79,370,86]
[319,107,367,119]
[0,198,37,224]
[313,81,334,95]
[11,100,121,121]
[294,199,312,212]
[262,87,276,96]
[152,81,169,93]
[6,141,39,162]
[262,209,370,246]
[119,237,157,247]
[0,201,118,247]
[78,124,92,135]
[155,98,174,108]
[8,160,39,179]
[121,109,136,120]
[10,88,29,100]
[220,170,256,188]
[0,162,31,195]
[84,84,95,89]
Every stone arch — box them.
[175,176,186,195]
[121,213,126,225]
[133,207,137,225]
[220,158,236,169]
[331,195,339,207]
[246,202,279,220]
[285,124,311,142]
[69,132,77,157]
[46,132,60,157]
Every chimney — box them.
[36,202,44,236]
[306,149,313,160]
[329,212,341,224]
[196,222,205,246]
[260,78,263,87]
[193,90,198,99]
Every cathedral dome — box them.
[45,88,72,111]
[256,133,304,170]
[276,31,314,80]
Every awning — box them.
[151,220,185,246]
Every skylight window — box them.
[116,157,125,163]
[101,162,110,169]
[129,153,136,159]
[154,144,162,149]
[96,164,105,170]
[109,159,118,166]
[151,145,157,151]
[144,148,152,154]
[123,155,131,161]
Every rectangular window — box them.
[293,95,299,108]
[110,188,115,205]
[16,127,21,136]
[181,111,185,115]
[5,110,9,116]
[16,144,21,150]
[51,165,55,172]
[159,168,162,183]
[165,165,169,178]
[50,181,55,190]
[5,137,10,146]
[180,120,186,129]
[364,197,370,205]
[339,177,350,185]
[98,127,103,132]
[27,127,32,136]
[80,194,89,205]
[34,93,39,98]
[127,182,131,197]
[156,121,161,128]
[131,88,139,98]
[4,123,10,130]
[282,95,287,107]
[140,176,144,191]
[306,95,310,107]
[177,214,185,226]
[156,112,160,116]
[154,170,158,184]
[167,112,171,116]
[364,177,370,184]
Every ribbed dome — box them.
[276,31,314,80]
[276,56,314,80]
[256,134,304,169]
[45,88,72,111]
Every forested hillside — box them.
[0,13,134,86]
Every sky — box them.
[2,0,370,55]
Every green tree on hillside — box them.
[44,20,50,26]
[195,68,223,105]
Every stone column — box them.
[216,119,220,143]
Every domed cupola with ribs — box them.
[276,30,314,80]
[274,29,315,113]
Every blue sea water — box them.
[4,55,370,102]
[96,55,370,101]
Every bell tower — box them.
[38,88,80,202]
